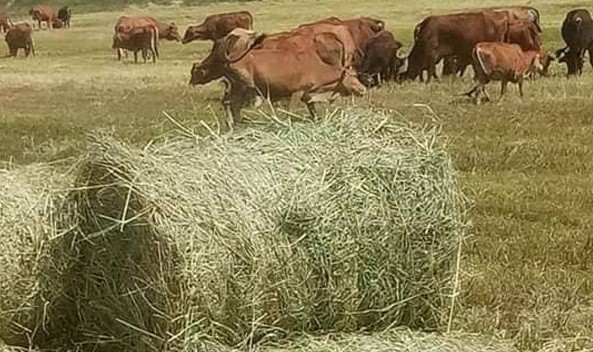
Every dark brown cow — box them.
[190,29,366,128]
[190,23,357,86]
[443,19,543,78]
[464,42,543,103]
[0,12,13,32]
[182,11,253,43]
[29,5,60,30]
[407,11,512,82]
[5,22,35,57]
[359,30,403,86]
[557,9,593,75]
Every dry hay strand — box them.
[0,163,77,348]
[191,328,518,352]
[65,108,465,351]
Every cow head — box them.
[535,51,554,76]
[337,68,367,97]
[555,46,584,75]
[182,25,207,44]
[161,22,181,41]
[189,40,226,85]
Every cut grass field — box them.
[1,0,592,351]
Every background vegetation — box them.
[0,0,592,351]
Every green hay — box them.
[0,163,76,347]
[65,108,465,351]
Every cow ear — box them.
[224,30,258,62]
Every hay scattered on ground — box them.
[0,163,77,347]
[62,108,465,351]
[191,328,517,352]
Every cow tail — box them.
[151,27,159,60]
[474,46,488,78]
[153,26,159,58]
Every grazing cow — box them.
[5,22,35,57]
[359,30,403,86]
[0,12,13,32]
[464,43,543,103]
[190,23,357,86]
[190,29,366,128]
[406,11,511,82]
[557,9,593,75]
[29,5,60,30]
[182,11,253,43]
[57,6,72,28]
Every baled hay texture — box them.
[68,108,464,351]
[0,164,76,347]
[191,329,517,352]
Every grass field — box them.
[1,0,593,351]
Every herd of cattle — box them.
[1,5,593,126]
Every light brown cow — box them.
[190,29,366,128]
[29,5,60,30]
[0,12,13,32]
[114,16,179,60]
[464,42,543,103]
[182,11,253,43]
[5,22,35,57]
[190,23,357,85]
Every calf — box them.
[464,42,542,103]
[359,30,403,86]
[0,12,13,32]
[182,11,253,43]
[5,23,35,57]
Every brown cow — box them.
[300,17,384,68]
[190,29,366,128]
[464,42,543,103]
[488,6,542,32]
[114,16,180,60]
[182,11,253,43]
[359,30,403,86]
[5,22,35,57]
[0,12,13,32]
[190,23,357,86]
[29,5,60,30]
[443,19,543,78]
[113,19,158,63]
[406,11,511,82]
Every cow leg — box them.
[134,51,138,63]
[500,80,508,100]
[481,85,490,102]
[517,77,524,98]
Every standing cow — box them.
[556,9,593,75]
[0,12,13,32]
[359,30,403,86]
[29,5,60,30]
[114,16,180,60]
[464,43,543,103]
[190,29,366,128]
[57,6,72,28]
[182,11,253,43]
[5,22,35,57]
[405,11,511,82]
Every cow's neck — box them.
[517,51,538,75]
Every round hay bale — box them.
[67,109,465,351]
[0,164,76,347]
